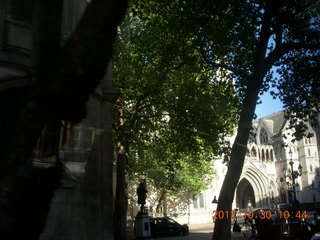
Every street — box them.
[128,222,252,240]
[129,213,319,240]
[149,224,250,240]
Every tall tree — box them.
[198,1,320,239]
[112,1,238,238]
[0,0,128,239]
[119,0,318,238]
[113,1,319,239]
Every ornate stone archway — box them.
[236,178,256,210]
[236,164,276,209]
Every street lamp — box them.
[282,149,303,206]
[212,196,218,204]
[211,196,218,223]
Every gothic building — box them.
[177,111,320,224]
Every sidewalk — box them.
[188,223,253,240]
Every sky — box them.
[254,69,284,118]
[255,91,284,118]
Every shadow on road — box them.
[153,232,213,240]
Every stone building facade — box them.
[175,111,320,225]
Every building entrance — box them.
[236,178,256,210]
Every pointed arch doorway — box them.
[236,178,256,210]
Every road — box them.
[156,223,249,240]
[129,215,317,240]
[128,222,251,240]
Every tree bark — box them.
[114,103,129,240]
[156,191,165,214]
[212,74,264,240]
[212,4,274,239]
[163,190,168,217]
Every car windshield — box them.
[168,219,177,224]
[152,219,165,225]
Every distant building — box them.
[173,111,320,224]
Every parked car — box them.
[150,217,189,237]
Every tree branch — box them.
[130,60,186,119]
[214,63,251,80]
[195,33,251,80]
[273,21,283,48]
[265,42,320,73]
[134,113,170,119]
[252,2,273,76]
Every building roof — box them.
[257,111,286,135]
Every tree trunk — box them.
[156,191,165,214]
[114,150,128,240]
[212,75,263,239]
[163,190,168,217]
[114,103,129,240]
[212,5,274,239]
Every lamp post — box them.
[211,196,218,223]
[212,196,218,204]
[282,149,303,206]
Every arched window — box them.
[193,197,198,208]
[193,193,205,208]
[251,147,257,157]
[260,128,268,144]
[266,149,270,161]
[199,193,205,208]
[262,149,265,161]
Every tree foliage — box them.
[188,1,320,239]
[274,50,319,139]
[112,2,239,236]
[113,1,319,239]
[113,0,238,194]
